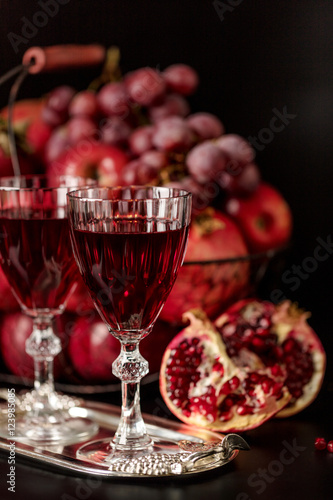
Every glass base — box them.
[0,406,98,446]
[76,436,185,468]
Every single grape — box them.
[186,141,229,184]
[141,150,167,169]
[149,94,190,123]
[69,90,98,118]
[125,67,166,106]
[218,162,261,196]
[100,116,132,147]
[152,116,194,152]
[187,112,224,140]
[165,176,218,215]
[215,134,255,165]
[44,126,71,164]
[97,82,130,118]
[47,85,76,114]
[121,160,141,185]
[121,157,160,185]
[41,106,65,128]
[163,64,199,95]
[67,117,97,144]
[128,125,154,156]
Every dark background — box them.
[0,1,333,498]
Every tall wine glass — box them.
[0,175,98,445]
[67,186,191,465]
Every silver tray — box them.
[0,400,249,478]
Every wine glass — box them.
[0,175,98,445]
[67,186,191,465]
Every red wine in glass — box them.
[72,216,188,333]
[68,186,191,464]
[0,209,78,314]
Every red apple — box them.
[67,313,179,383]
[0,267,20,312]
[65,275,95,314]
[67,313,117,383]
[0,313,34,381]
[224,182,293,253]
[0,312,66,381]
[47,142,129,185]
[0,98,52,174]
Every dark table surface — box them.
[0,374,332,500]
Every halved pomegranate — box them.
[215,299,326,417]
[160,311,291,432]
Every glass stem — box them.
[25,316,62,415]
[112,341,153,450]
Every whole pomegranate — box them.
[215,299,326,417]
[159,208,250,324]
[160,311,291,432]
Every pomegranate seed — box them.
[314,437,327,450]
[249,373,260,383]
[192,337,200,345]
[191,357,201,367]
[219,411,232,422]
[180,341,188,350]
[271,364,283,377]
[223,395,234,409]
[283,338,297,353]
[222,324,236,336]
[212,361,224,375]
[272,382,283,396]
[251,336,266,351]
[172,398,182,407]
[259,317,270,328]
[183,409,191,418]
[273,346,284,359]
[327,441,333,453]
[237,405,250,415]
[219,381,231,395]
[229,376,240,390]
[261,378,273,394]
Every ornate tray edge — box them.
[0,399,240,479]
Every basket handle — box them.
[22,44,106,74]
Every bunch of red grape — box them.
[42,63,261,213]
